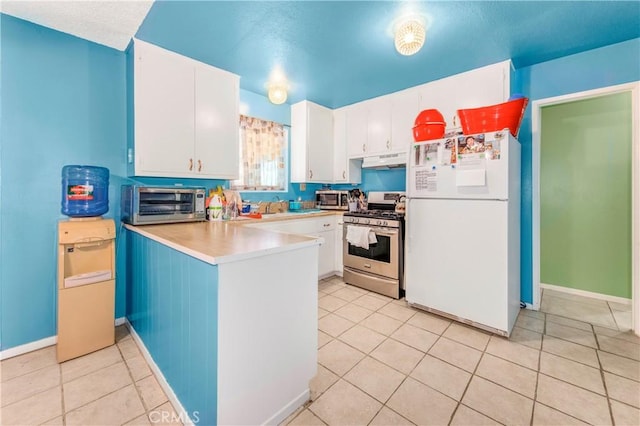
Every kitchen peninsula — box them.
[124,220,322,426]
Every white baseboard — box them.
[125,320,194,426]
[541,283,632,305]
[1,317,131,361]
[0,336,56,361]
[265,389,310,426]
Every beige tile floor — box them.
[284,277,640,426]
[0,326,182,426]
[1,280,637,426]
[541,287,633,331]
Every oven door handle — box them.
[372,230,399,237]
[343,227,399,238]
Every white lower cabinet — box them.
[245,215,338,278]
[317,228,335,277]
[335,214,344,276]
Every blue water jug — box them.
[61,165,109,217]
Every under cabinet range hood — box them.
[361,152,407,169]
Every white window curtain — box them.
[233,115,287,191]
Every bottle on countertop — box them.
[208,194,223,221]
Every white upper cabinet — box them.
[134,39,195,176]
[346,90,420,158]
[346,103,368,157]
[391,89,421,153]
[366,96,392,154]
[419,60,510,129]
[194,63,240,179]
[133,39,239,179]
[291,100,334,183]
[333,107,361,183]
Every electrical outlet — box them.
[300,183,306,191]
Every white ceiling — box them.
[0,0,153,51]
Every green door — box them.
[541,92,632,299]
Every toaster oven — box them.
[121,185,206,225]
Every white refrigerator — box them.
[405,130,521,336]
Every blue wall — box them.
[516,38,640,304]
[0,15,128,350]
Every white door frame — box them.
[531,81,640,335]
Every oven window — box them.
[348,234,391,263]
[139,192,194,215]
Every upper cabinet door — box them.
[346,103,368,158]
[306,102,334,182]
[333,107,348,182]
[366,96,392,154]
[391,90,420,153]
[194,63,240,179]
[291,100,333,183]
[134,40,195,176]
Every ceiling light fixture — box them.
[394,15,426,56]
[267,81,288,105]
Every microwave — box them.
[315,190,349,210]
[121,185,206,225]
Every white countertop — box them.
[124,211,343,265]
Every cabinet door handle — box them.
[362,144,366,152]
[386,140,390,149]
[342,170,346,179]
[323,223,330,227]
[309,170,313,179]
[189,158,193,171]
[198,159,202,172]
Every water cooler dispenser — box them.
[57,218,115,362]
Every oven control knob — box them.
[383,220,388,226]
[376,220,383,226]
[363,219,370,225]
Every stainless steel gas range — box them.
[343,192,405,299]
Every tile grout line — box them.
[529,325,543,426]
[594,326,617,426]
[606,300,623,332]
[60,362,66,426]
